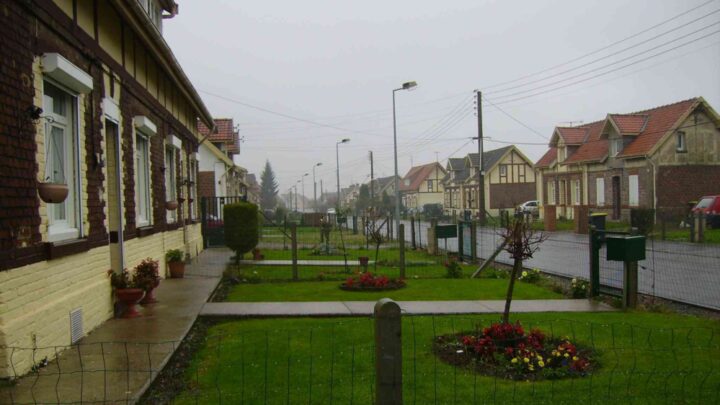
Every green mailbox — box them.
[606,235,646,262]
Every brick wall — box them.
[657,165,720,209]
[198,171,216,199]
[489,183,536,209]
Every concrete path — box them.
[201,299,614,317]
[240,259,373,266]
[0,248,231,405]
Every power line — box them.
[481,94,549,140]
[481,0,718,90]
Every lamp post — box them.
[392,81,417,239]
[336,138,350,209]
[294,181,300,212]
[301,173,308,213]
[312,163,322,213]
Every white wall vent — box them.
[69,308,84,344]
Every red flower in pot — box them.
[133,258,161,305]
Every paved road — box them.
[397,220,720,310]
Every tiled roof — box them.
[447,158,465,171]
[619,98,698,157]
[468,146,513,171]
[198,118,240,154]
[535,147,557,168]
[563,120,606,163]
[400,162,444,192]
[608,114,648,134]
[555,127,588,145]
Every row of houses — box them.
[343,98,719,222]
[0,0,257,378]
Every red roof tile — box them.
[563,120,606,163]
[555,127,588,145]
[535,147,557,168]
[197,118,240,154]
[620,98,698,157]
[400,162,444,192]
[608,114,648,134]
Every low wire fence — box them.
[4,316,718,404]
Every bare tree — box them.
[365,208,388,271]
[500,214,548,323]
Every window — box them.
[548,181,556,205]
[559,180,566,205]
[427,180,433,192]
[596,178,605,206]
[610,138,623,157]
[43,81,80,241]
[188,158,197,220]
[499,165,507,176]
[136,133,151,227]
[676,131,687,152]
[165,146,177,223]
[629,175,639,207]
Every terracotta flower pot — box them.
[37,182,68,203]
[140,280,160,305]
[165,200,178,211]
[115,288,145,318]
[168,261,185,278]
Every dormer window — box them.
[610,138,623,157]
[676,131,687,153]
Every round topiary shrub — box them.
[224,202,259,263]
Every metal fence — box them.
[4,316,717,404]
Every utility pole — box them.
[475,90,486,224]
[370,151,375,207]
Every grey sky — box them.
[164,0,720,194]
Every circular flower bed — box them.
[340,272,406,291]
[433,321,597,380]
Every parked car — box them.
[517,200,539,215]
[691,195,720,228]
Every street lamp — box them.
[301,173,309,213]
[336,138,350,209]
[392,81,418,238]
[312,162,322,213]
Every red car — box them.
[692,195,720,228]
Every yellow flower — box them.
[538,361,545,368]
[523,357,530,363]
[572,356,579,361]
[511,358,518,364]
[528,365,534,371]
[522,271,528,277]
[551,350,558,356]
[536,355,543,361]
[564,353,570,358]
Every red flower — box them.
[346,277,354,286]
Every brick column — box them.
[544,205,556,232]
[575,206,589,234]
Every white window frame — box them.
[559,180,566,205]
[165,145,177,223]
[548,181,556,205]
[427,180,433,192]
[43,80,82,242]
[610,138,623,157]
[629,175,639,207]
[676,131,687,152]
[135,133,152,227]
[500,165,507,176]
[596,178,605,207]
[572,180,581,205]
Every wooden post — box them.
[399,224,406,279]
[589,226,601,297]
[623,260,638,309]
[374,299,402,405]
[291,223,298,281]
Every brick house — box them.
[442,146,537,218]
[197,118,248,200]
[0,0,213,377]
[535,98,720,221]
[400,162,446,212]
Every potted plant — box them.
[37,181,68,203]
[166,249,185,278]
[165,200,178,211]
[133,258,161,305]
[108,269,145,318]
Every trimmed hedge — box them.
[224,202,259,262]
[630,208,655,235]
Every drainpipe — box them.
[647,155,658,223]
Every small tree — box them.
[500,214,547,323]
[224,202,259,264]
[365,208,387,271]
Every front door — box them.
[612,176,621,220]
[106,120,125,271]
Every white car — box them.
[517,200,539,214]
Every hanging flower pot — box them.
[38,182,69,203]
[165,200,178,211]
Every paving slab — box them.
[200,299,615,317]
[0,247,231,405]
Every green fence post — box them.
[291,223,298,281]
[410,216,416,250]
[457,221,464,259]
[374,299,402,405]
[470,221,477,263]
[399,224,406,279]
[624,260,638,309]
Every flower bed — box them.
[433,321,597,380]
[340,272,406,291]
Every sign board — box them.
[435,224,457,239]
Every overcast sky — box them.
[164,0,720,195]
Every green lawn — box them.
[658,228,720,244]
[261,225,370,245]
[226,278,561,302]
[174,312,720,404]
